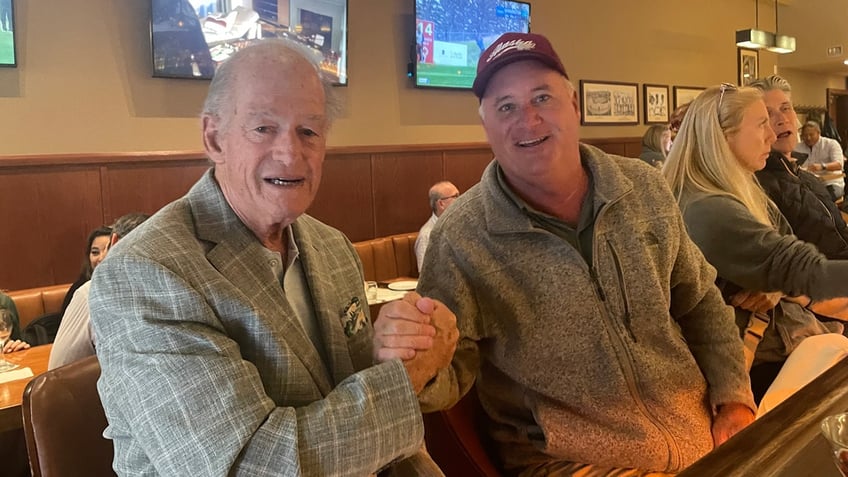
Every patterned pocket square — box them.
[341,297,367,337]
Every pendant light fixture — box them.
[766,0,796,54]
[736,0,773,50]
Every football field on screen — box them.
[416,63,477,89]
[0,31,14,65]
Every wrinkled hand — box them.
[3,339,30,353]
[372,292,458,393]
[712,402,755,447]
[729,290,782,314]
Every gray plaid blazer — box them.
[90,170,435,476]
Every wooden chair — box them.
[22,356,115,477]
[423,388,503,477]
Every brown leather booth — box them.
[6,284,70,330]
[22,355,115,477]
[353,232,419,282]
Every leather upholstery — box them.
[7,284,70,330]
[22,355,115,477]
[353,232,419,282]
[423,387,502,476]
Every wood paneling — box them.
[372,151,443,237]
[104,161,209,222]
[0,167,104,289]
[308,153,374,242]
[0,138,639,290]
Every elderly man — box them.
[795,120,846,201]
[751,76,848,260]
[414,181,459,271]
[90,40,456,476]
[49,213,149,370]
[374,32,755,475]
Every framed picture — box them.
[579,80,639,125]
[673,86,706,109]
[738,48,759,86]
[643,84,670,124]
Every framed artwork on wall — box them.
[579,80,639,125]
[643,84,670,124]
[738,48,759,86]
[673,86,706,109]
[0,0,16,67]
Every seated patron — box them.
[376,32,756,476]
[751,75,848,260]
[89,40,456,476]
[639,124,671,167]
[48,213,149,370]
[795,120,845,201]
[60,226,112,316]
[663,84,848,400]
[414,181,459,271]
[0,292,30,353]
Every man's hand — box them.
[372,292,436,363]
[729,290,782,314]
[712,402,755,447]
[372,292,459,393]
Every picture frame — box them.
[738,48,759,86]
[643,84,670,124]
[673,86,706,110]
[579,80,639,125]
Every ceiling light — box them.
[765,0,796,54]
[736,29,774,50]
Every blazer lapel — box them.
[294,223,358,385]
[189,170,334,395]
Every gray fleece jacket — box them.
[417,144,754,474]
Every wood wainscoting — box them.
[0,138,639,290]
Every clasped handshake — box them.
[372,292,459,393]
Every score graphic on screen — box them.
[416,20,434,64]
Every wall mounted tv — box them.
[414,0,530,90]
[0,0,16,67]
[150,0,348,84]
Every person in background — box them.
[795,120,845,201]
[375,32,755,476]
[60,226,112,316]
[49,213,149,370]
[639,124,672,167]
[89,39,456,476]
[750,75,848,260]
[414,181,459,271]
[0,292,31,353]
[663,84,848,401]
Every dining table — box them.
[678,355,848,477]
[0,344,51,433]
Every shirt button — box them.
[270,259,279,267]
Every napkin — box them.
[0,367,33,384]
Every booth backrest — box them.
[6,284,70,330]
[353,232,419,282]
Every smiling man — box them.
[89,40,456,476]
[374,32,755,476]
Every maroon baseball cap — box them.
[472,32,568,99]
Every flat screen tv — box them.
[0,0,16,67]
[414,0,530,90]
[150,0,348,84]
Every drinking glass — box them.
[0,310,18,372]
[821,412,848,476]
[365,281,379,302]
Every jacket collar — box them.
[480,143,634,234]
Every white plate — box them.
[387,280,418,291]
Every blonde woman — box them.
[663,84,848,401]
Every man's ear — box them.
[110,233,119,248]
[202,114,225,164]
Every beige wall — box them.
[0,0,836,155]
[779,67,846,107]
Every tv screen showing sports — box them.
[0,0,16,67]
[414,0,529,90]
[150,0,348,84]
